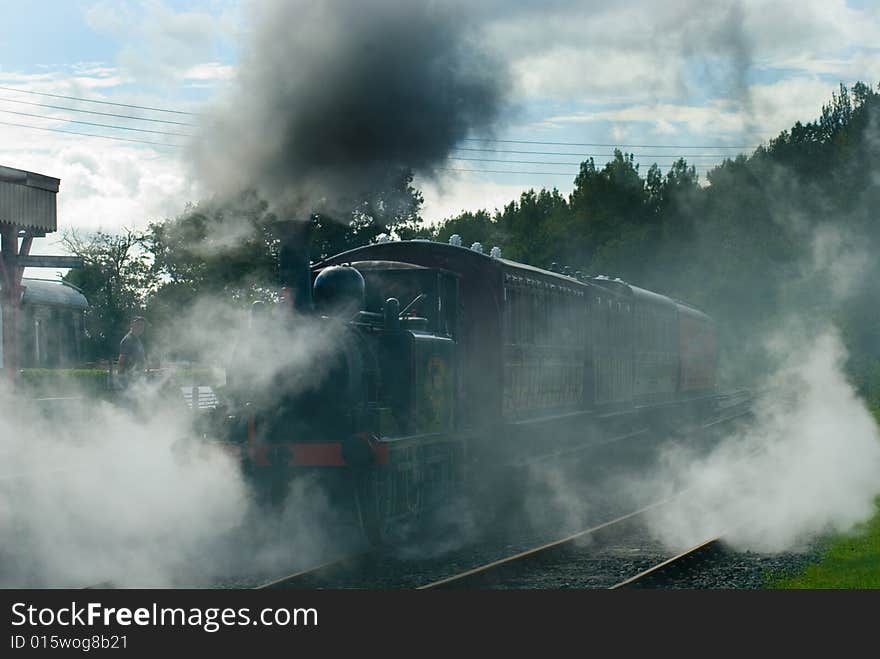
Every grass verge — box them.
[766,498,880,588]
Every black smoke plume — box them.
[191,0,509,218]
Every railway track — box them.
[248,493,722,590]
[417,498,678,589]
[415,409,753,590]
[609,537,724,589]
[254,553,370,590]
[418,520,731,590]
[79,400,755,591]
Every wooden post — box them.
[0,224,20,382]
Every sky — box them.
[2,0,880,266]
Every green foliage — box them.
[315,168,425,255]
[143,190,280,323]
[426,81,880,390]
[62,229,156,363]
[142,171,425,321]
[767,497,880,588]
[49,170,421,365]
[498,188,570,265]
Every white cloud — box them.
[484,0,880,105]
[543,77,847,144]
[0,71,62,85]
[1,122,196,237]
[511,49,677,104]
[748,77,845,130]
[85,0,240,87]
[546,102,747,134]
[181,62,236,83]
[418,172,553,224]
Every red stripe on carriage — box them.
[291,442,346,466]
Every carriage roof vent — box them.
[377,234,390,243]
[470,242,483,254]
[490,246,502,258]
[449,234,462,247]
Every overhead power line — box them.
[451,157,717,167]
[2,121,724,172]
[1,117,728,175]
[0,96,193,126]
[0,112,732,161]
[0,119,182,147]
[0,108,190,137]
[439,167,574,176]
[452,157,589,166]
[0,85,198,116]
[454,146,739,158]
[439,166,714,177]
[0,88,760,153]
[462,137,757,149]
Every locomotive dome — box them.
[313,264,366,315]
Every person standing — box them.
[117,316,146,382]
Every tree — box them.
[314,168,426,257]
[567,151,647,270]
[498,188,569,266]
[62,229,156,362]
[428,209,502,247]
[142,170,426,323]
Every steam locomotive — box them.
[220,220,717,543]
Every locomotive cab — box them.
[320,260,460,338]
[313,260,460,437]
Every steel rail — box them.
[254,553,369,590]
[608,537,723,589]
[417,498,675,589]
[419,409,752,590]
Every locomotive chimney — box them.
[274,217,316,313]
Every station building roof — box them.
[19,278,88,310]
[0,164,60,232]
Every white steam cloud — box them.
[0,300,361,588]
[0,387,247,587]
[644,327,880,553]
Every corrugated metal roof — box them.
[19,278,88,310]
[0,165,60,232]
